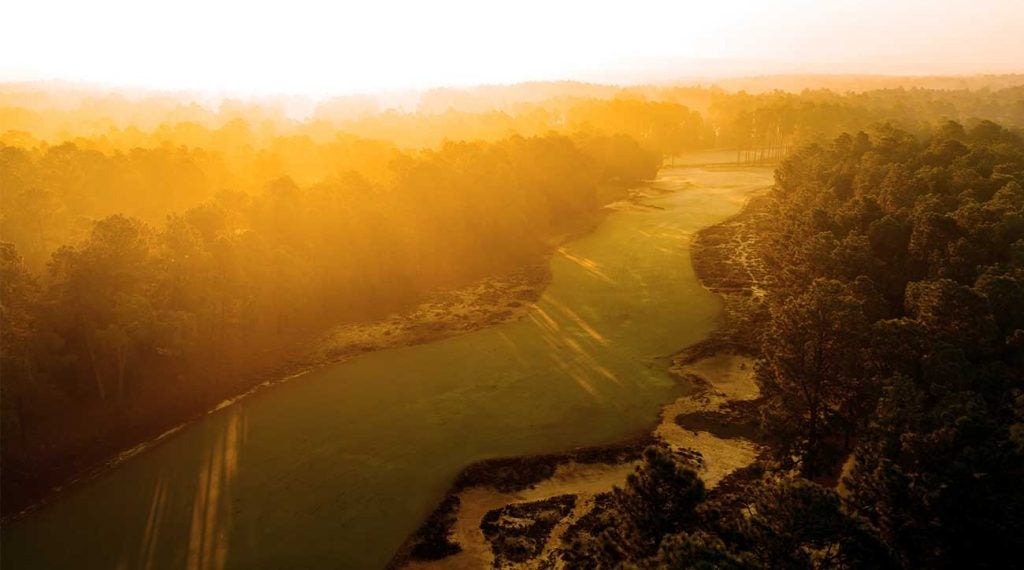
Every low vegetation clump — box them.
[480,494,577,565]
[407,495,464,561]
[675,400,762,440]
[457,437,658,492]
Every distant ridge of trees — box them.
[4,74,1023,150]
[710,73,1024,94]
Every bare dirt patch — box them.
[303,263,550,370]
[657,352,763,487]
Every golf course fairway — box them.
[1,163,773,569]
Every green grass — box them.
[1,165,773,570]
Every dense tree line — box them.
[753,120,1024,567]
[708,87,1024,163]
[7,79,1024,169]
[565,121,1024,568]
[0,129,403,270]
[0,127,658,515]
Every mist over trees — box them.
[2,78,1023,543]
[0,127,660,514]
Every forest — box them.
[2,78,1023,567]
[549,120,1024,568]
[0,125,660,515]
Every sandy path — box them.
[658,353,761,486]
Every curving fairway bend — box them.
[1,164,773,570]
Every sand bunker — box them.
[403,352,762,569]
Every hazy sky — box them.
[2,0,1022,95]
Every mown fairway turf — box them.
[2,165,773,570]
